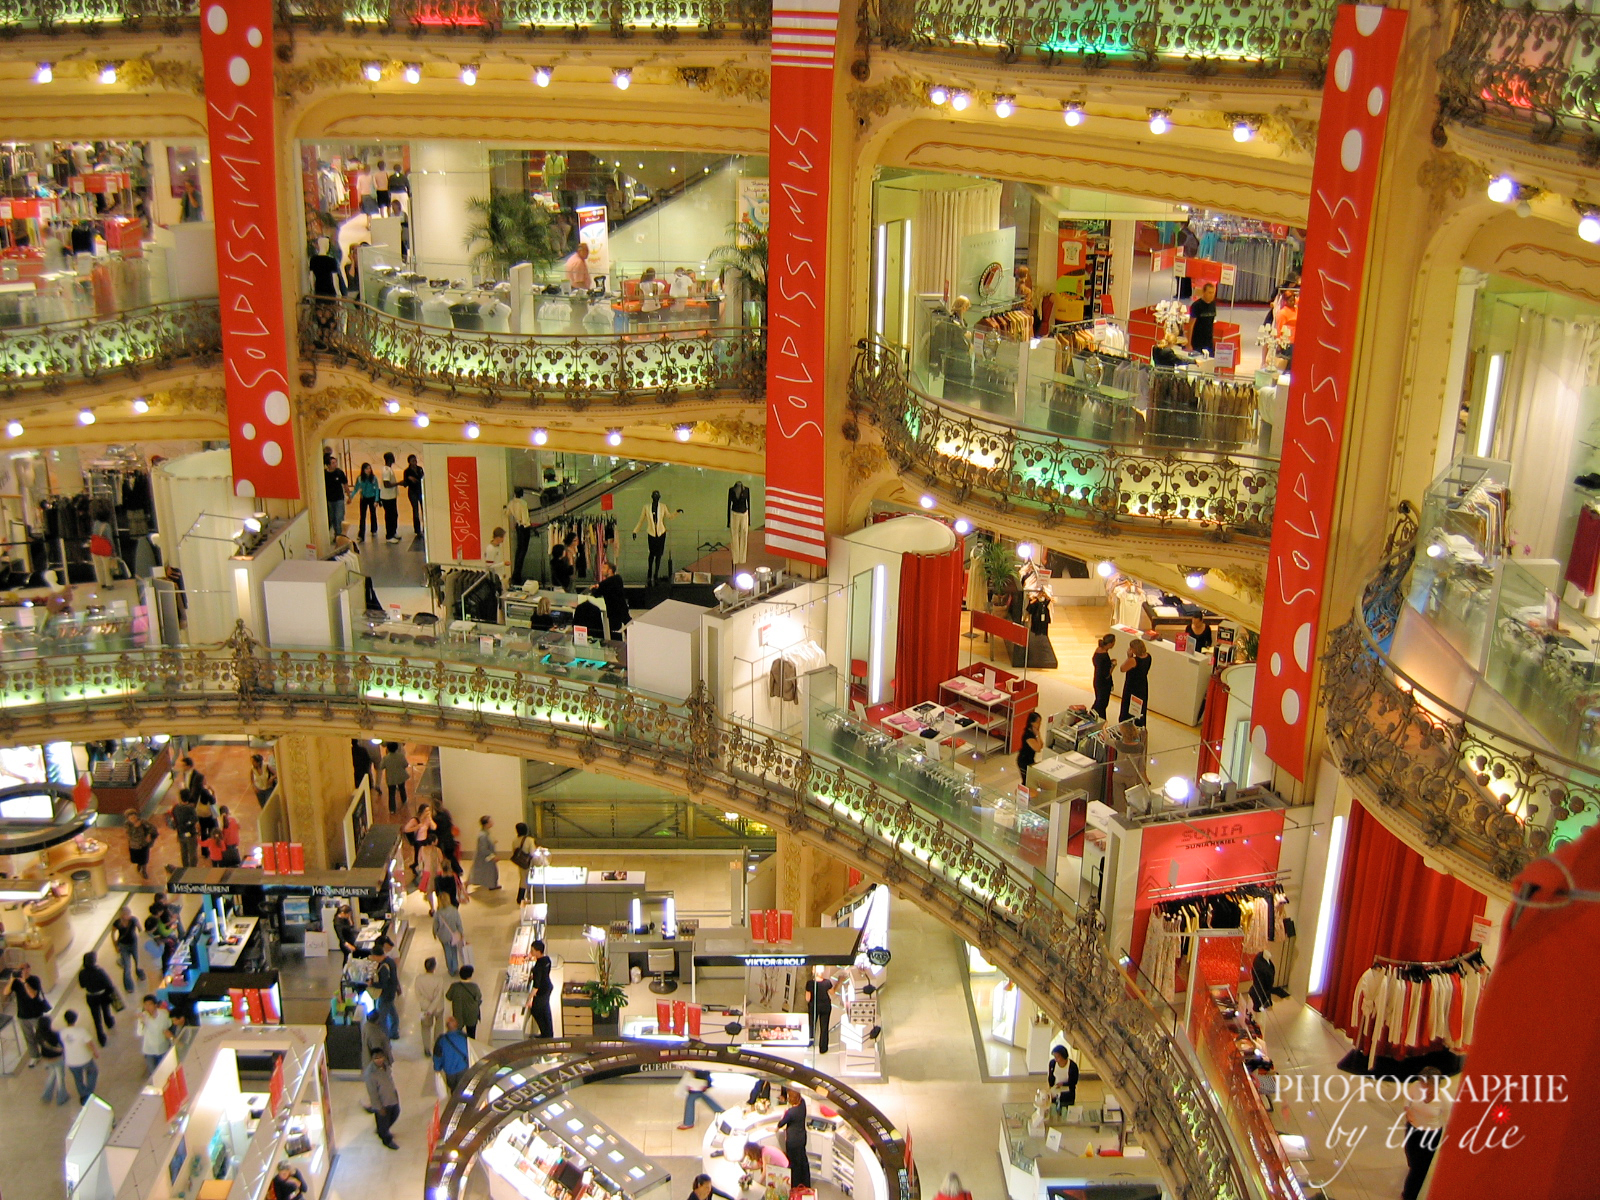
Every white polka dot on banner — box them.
[229,56,249,86]
[246,26,262,46]
[261,441,282,467]
[1334,49,1353,91]
[1281,689,1302,726]
[1342,128,1363,172]
[1293,621,1313,671]
[242,422,256,440]
[236,479,256,498]
[1251,725,1270,757]
[1368,86,1385,116]
[1355,4,1382,35]
[1270,652,1282,677]
[206,4,226,32]
[264,390,290,425]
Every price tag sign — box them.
[1220,263,1237,286]
[574,626,589,647]
[1215,343,1237,369]
[1471,914,1492,944]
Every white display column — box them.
[439,747,526,838]
[410,140,490,280]
[1109,219,1135,326]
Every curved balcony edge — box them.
[0,298,221,401]
[1319,514,1595,898]
[0,623,1258,1200]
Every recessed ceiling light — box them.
[928,84,949,105]
[415,412,430,428]
[384,399,401,414]
[674,424,692,442]
[531,427,548,446]
[1232,119,1255,142]
[34,62,52,84]
[403,63,421,84]
[463,421,480,439]
[1487,174,1516,204]
[950,89,970,112]
[132,397,149,413]
[993,94,1015,118]
[1062,102,1084,127]
[533,66,552,87]
[1148,109,1171,134]
[613,67,632,90]
[459,63,478,86]
[77,408,96,425]
[605,428,622,447]
[98,61,119,85]
[1580,211,1600,243]
[5,421,22,438]
[363,61,382,83]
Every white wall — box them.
[152,448,261,643]
[422,443,508,564]
[411,140,490,278]
[439,747,526,844]
[608,164,741,279]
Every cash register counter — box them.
[1106,624,1212,726]
[998,1103,1159,1200]
[525,867,658,926]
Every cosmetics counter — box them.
[479,1095,670,1200]
[700,1093,889,1200]
[997,1100,1160,1200]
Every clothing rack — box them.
[1145,869,1290,901]
[1372,948,1481,970]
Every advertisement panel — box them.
[447,456,482,560]
[576,204,610,279]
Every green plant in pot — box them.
[463,192,560,280]
[709,217,768,311]
[581,979,629,1032]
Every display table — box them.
[1106,624,1212,725]
[878,702,981,759]
[524,866,660,926]
[939,664,1039,753]
[481,1095,669,1200]
[207,917,261,970]
[91,744,172,815]
[702,1099,887,1200]
[997,1103,1158,1200]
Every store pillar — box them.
[273,734,356,870]
[774,834,851,925]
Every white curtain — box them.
[1497,308,1600,559]
[912,183,1001,301]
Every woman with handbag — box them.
[511,823,539,903]
[193,788,218,841]
[78,951,119,1046]
[432,893,466,977]
[403,804,436,883]
[89,501,117,588]
[125,811,157,881]
[417,841,445,913]
[469,815,501,892]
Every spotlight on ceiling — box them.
[1232,119,1256,142]
[953,517,972,535]
[463,421,480,439]
[1487,173,1516,204]
[132,397,150,413]
[1581,211,1600,243]
[1096,560,1116,578]
[919,494,936,509]
[613,67,632,90]
[98,61,119,85]
[928,84,949,105]
[1148,109,1171,135]
[1062,101,1084,127]
[1185,569,1206,589]
[950,89,971,112]
[459,63,478,86]
[414,412,431,428]
[383,399,401,414]
[403,62,421,84]
[5,421,22,438]
[533,65,552,87]
[993,94,1015,118]
[605,428,622,447]
[34,62,52,84]
[363,61,382,82]
[674,424,692,442]
[531,427,548,446]
[1017,542,1034,560]
[77,408,96,426]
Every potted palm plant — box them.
[710,217,768,314]
[463,192,561,280]
[580,933,628,1036]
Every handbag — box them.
[510,840,534,871]
[110,993,126,1013]
[460,942,475,968]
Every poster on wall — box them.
[737,178,770,236]
[959,228,1018,303]
[200,0,300,500]
[1252,4,1408,779]
[763,0,841,567]
[446,456,482,560]
[576,205,610,278]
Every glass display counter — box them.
[353,620,625,684]
[480,1097,669,1200]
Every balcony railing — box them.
[0,620,1261,1200]
[297,296,764,410]
[1437,0,1600,144]
[862,0,1336,77]
[850,337,1277,541]
[0,0,768,37]
[1322,510,1599,888]
[0,299,220,398]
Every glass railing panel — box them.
[0,299,220,394]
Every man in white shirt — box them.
[59,1009,98,1103]
[414,955,448,1056]
[137,995,172,1073]
[564,243,592,291]
[380,452,401,542]
[483,528,510,587]
[503,489,532,587]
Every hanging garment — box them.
[1566,505,1600,594]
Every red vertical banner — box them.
[1252,4,1407,778]
[446,456,482,560]
[763,0,839,566]
[200,0,300,500]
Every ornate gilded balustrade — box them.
[0,0,767,37]
[0,299,220,398]
[1322,514,1600,890]
[862,0,1335,76]
[849,337,1277,542]
[1437,0,1600,145]
[0,622,1257,1200]
[298,297,764,410]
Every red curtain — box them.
[895,540,964,707]
[1197,669,1228,776]
[1314,798,1486,1037]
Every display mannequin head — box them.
[951,295,971,318]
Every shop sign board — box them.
[200,0,301,500]
[1252,4,1407,778]
[576,205,610,278]
[737,177,770,235]
[763,0,841,567]
[446,456,482,560]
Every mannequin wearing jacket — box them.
[727,482,751,565]
[633,490,681,585]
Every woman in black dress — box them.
[804,967,835,1053]
[1016,712,1043,786]
[1185,614,1214,653]
[776,1088,811,1188]
[1091,633,1116,718]
[1119,638,1152,726]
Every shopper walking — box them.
[933,1174,973,1200]
[469,816,501,891]
[372,938,401,1038]
[446,965,483,1038]
[59,1010,99,1103]
[404,804,436,883]
[1090,633,1116,720]
[324,453,350,540]
[78,952,118,1046]
[527,941,553,1039]
[380,452,401,542]
[403,454,425,537]
[776,1088,811,1189]
[380,742,409,814]
[5,968,50,1065]
[512,823,539,904]
[1118,638,1152,727]
[112,906,145,992]
[433,894,466,977]
[217,807,242,866]
[137,996,172,1072]
[125,810,156,879]
[415,957,446,1055]
[353,462,380,542]
[677,1069,724,1130]
[363,1048,401,1150]
[432,1016,471,1093]
[38,1014,68,1104]
[1016,712,1044,788]
[250,753,277,806]
[360,1008,392,1069]
[1401,1068,1451,1200]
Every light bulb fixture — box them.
[132,397,150,413]
[533,65,552,87]
[1581,210,1600,243]
[1232,119,1256,142]
[403,62,421,84]
[1516,199,1533,218]
[459,63,478,86]
[1426,541,1445,559]
[77,408,96,426]
[1096,559,1116,578]
[734,571,755,590]
[605,427,622,447]
[5,421,22,438]
[950,89,971,112]
[98,61,119,85]
[34,62,52,84]
[674,424,692,442]
[531,427,548,446]
[1016,541,1034,560]
[919,494,936,509]
[243,517,263,534]
[1487,173,1516,204]
[383,398,401,414]
[363,61,382,82]
[1062,101,1084,127]
[1148,108,1171,135]
[953,517,972,535]
[463,420,480,439]
[1185,569,1206,589]
[613,67,632,90]
[928,84,949,105]
[414,412,431,428]
[993,93,1015,118]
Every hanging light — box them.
[77,408,96,426]
[953,517,972,535]
[1148,109,1171,134]
[993,93,1015,118]
[403,62,421,84]
[1016,542,1034,560]
[1232,118,1256,142]
[414,412,431,428]
[98,61,119,85]
[919,494,936,509]
[1487,173,1516,204]
[605,428,622,447]
[1185,569,1206,589]
[463,421,480,439]
[5,421,22,438]
[132,397,150,413]
[949,89,971,112]
[928,84,949,105]
[459,63,478,86]
[533,65,553,87]
[34,62,52,84]
[1096,560,1116,578]
[363,61,382,82]
[383,398,401,414]
[1581,210,1600,243]
[674,424,692,442]
[613,67,632,90]
[1062,101,1084,127]
[531,427,548,446]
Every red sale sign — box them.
[1252,4,1407,778]
[201,0,300,499]
[763,0,839,567]
[447,456,482,560]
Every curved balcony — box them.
[0,299,220,399]
[0,621,1267,1200]
[850,337,1277,545]
[1437,0,1600,147]
[297,296,764,411]
[861,0,1335,78]
[0,0,767,37]
[1322,511,1599,894]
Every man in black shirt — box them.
[402,454,424,536]
[591,561,630,637]
[168,795,199,868]
[4,969,50,1063]
[372,939,400,1038]
[324,454,350,540]
[1186,281,1218,356]
[528,939,554,1038]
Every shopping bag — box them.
[461,942,475,968]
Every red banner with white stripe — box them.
[763,0,839,566]
[1251,4,1407,778]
